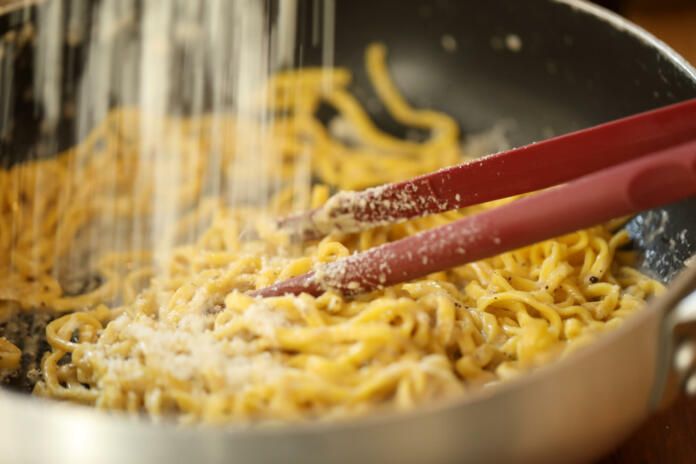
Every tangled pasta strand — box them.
[0,44,664,423]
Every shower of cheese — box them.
[24,0,333,278]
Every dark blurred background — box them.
[594,0,696,64]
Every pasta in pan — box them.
[0,44,663,423]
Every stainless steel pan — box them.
[0,0,695,462]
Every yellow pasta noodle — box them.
[0,337,21,369]
[0,43,664,423]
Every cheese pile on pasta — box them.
[0,44,662,423]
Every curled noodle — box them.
[0,43,663,423]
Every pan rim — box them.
[556,0,696,81]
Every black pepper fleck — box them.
[589,276,599,284]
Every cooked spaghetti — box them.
[0,44,663,423]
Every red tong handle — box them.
[252,139,696,297]
[280,98,696,237]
